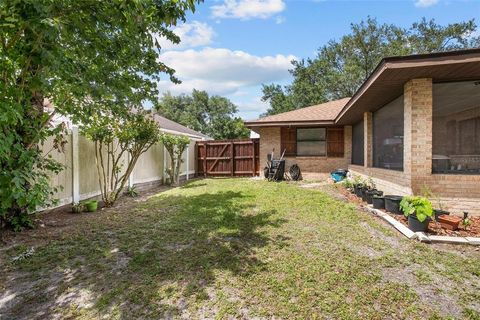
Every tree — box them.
[161,134,190,186]
[0,0,200,229]
[262,17,480,116]
[155,90,250,139]
[82,110,161,207]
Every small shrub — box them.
[125,186,139,198]
[71,202,84,213]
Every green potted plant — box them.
[421,185,450,221]
[400,196,433,232]
[352,175,364,197]
[71,202,84,213]
[85,200,98,212]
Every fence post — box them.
[252,139,256,177]
[186,144,189,180]
[203,142,207,177]
[230,141,234,176]
[71,126,80,203]
[163,145,167,184]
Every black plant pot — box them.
[433,209,450,221]
[372,196,385,209]
[384,195,403,214]
[408,214,431,232]
[366,190,384,204]
[354,184,364,197]
[361,188,370,202]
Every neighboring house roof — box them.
[152,113,210,140]
[245,98,350,127]
[336,48,480,124]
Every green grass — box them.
[1,178,479,319]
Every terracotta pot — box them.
[437,215,462,231]
[434,209,450,221]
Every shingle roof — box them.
[152,114,210,139]
[245,98,350,126]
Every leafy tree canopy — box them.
[262,17,480,116]
[0,0,200,229]
[155,90,250,140]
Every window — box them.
[373,96,404,171]
[280,127,344,157]
[296,128,326,156]
[352,120,364,165]
[432,81,480,174]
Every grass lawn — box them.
[1,178,479,319]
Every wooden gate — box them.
[197,139,260,177]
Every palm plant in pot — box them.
[421,185,449,221]
[400,196,433,232]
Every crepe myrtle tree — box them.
[0,0,200,229]
[82,111,161,207]
[161,134,190,186]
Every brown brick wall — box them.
[348,165,412,195]
[255,126,350,174]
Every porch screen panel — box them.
[296,128,326,156]
[432,81,480,174]
[373,96,404,171]
[352,120,364,165]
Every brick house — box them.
[246,49,480,215]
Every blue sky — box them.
[157,0,480,120]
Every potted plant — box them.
[372,195,385,209]
[352,175,364,197]
[85,200,98,212]
[384,195,403,214]
[71,202,84,213]
[366,190,383,204]
[343,179,354,193]
[400,196,433,232]
[421,185,450,221]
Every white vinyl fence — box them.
[42,125,198,210]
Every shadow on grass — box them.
[1,189,286,319]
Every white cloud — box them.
[156,21,214,50]
[211,0,286,20]
[414,0,439,8]
[157,47,295,96]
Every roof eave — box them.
[245,120,336,127]
[334,48,480,124]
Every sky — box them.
[156,0,480,120]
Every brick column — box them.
[404,78,433,193]
[364,112,373,167]
[257,127,281,166]
[344,125,352,165]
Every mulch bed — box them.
[337,185,480,237]
[389,213,480,237]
